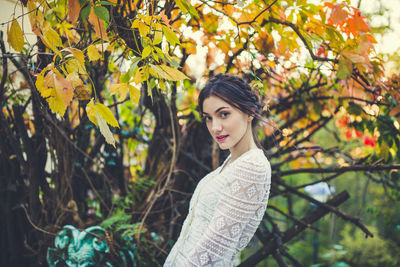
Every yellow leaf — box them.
[87,44,101,61]
[85,99,99,126]
[150,64,189,81]
[142,46,152,59]
[65,58,86,74]
[7,19,24,52]
[97,111,116,147]
[153,46,164,57]
[134,69,145,84]
[65,58,78,73]
[67,72,91,100]
[64,48,85,64]
[129,84,140,104]
[131,19,140,28]
[138,21,150,37]
[110,83,129,102]
[44,28,63,47]
[153,23,163,45]
[27,0,44,36]
[37,69,74,117]
[96,102,119,128]
[159,79,166,90]
[162,25,179,46]
[86,99,117,147]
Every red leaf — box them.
[363,136,376,147]
[355,130,363,138]
[345,129,353,139]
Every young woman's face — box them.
[202,95,252,151]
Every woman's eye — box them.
[221,112,229,118]
[203,116,211,121]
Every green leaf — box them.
[337,55,352,80]
[94,6,110,23]
[81,5,91,21]
[175,0,199,19]
[120,57,140,83]
[78,0,88,6]
[347,102,363,115]
[101,209,131,229]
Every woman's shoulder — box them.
[238,148,269,166]
[234,148,271,176]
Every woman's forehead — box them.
[202,96,232,113]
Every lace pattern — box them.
[164,148,271,267]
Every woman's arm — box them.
[184,155,271,266]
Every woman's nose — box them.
[212,119,222,133]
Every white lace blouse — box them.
[164,148,271,267]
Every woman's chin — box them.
[217,143,231,150]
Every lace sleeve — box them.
[186,155,271,266]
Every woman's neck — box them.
[229,125,258,162]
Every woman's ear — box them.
[248,115,254,122]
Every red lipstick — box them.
[216,135,229,142]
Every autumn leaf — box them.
[129,84,140,104]
[67,72,91,100]
[175,0,199,19]
[86,99,119,147]
[88,8,109,41]
[255,32,274,55]
[87,44,101,61]
[342,50,366,64]
[7,19,24,52]
[68,48,85,64]
[110,83,129,102]
[36,69,74,117]
[64,58,85,74]
[44,27,63,47]
[68,0,81,24]
[351,10,370,33]
[162,25,179,46]
[329,4,348,25]
[149,64,189,81]
[27,0,44,36]
[142,46,152,59]
[337,55,353,80]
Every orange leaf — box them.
[330,4,348,25]
[352,11,370,33]
[68,0,81,25]
[88,8,109,41]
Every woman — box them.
[164,74,271,266]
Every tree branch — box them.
[238,191,350,266]
[261,17,339,64]
[279,164,400,176]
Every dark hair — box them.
[198,74,264,145]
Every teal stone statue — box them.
[47,225,137,267]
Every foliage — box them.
[1,0,400,266]
[323,224,400,266]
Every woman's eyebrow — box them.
[215,106,229,113]
[202,106,229,115]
